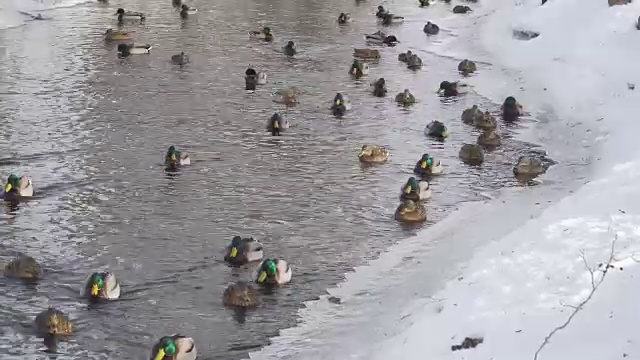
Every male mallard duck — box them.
[180,4,198,15]
[413,154,444,176]
[437,81,469,97]
[423,21,440,35]
[375,6,387,18]
[245,68,267,90]
[104,28,133,41]
[353,48,380,60]
[256,258,292,286]
[381,12,405,26]
[372,78,387,97]
[477,129,502,147]
[249,26,274,42]
[395,89,416,106]
[4,254,41,280]
[424,120,449,139]
[514,155,545,178]
[224,236,264,265]
[3,174,34,199]
[394,200,427,223]
[459,144,484,165]
[331,93,351,117]
[117,43,152,57]
[283,41,297,56]
[223,282,259,308]
[171,52,189,66]
[453,5,472,13]
[350,59,369,78]
[458,59,477,75]
[502,96,524,121]
[398,50,413,63]
[338,12,352,24]
[266,113,289,136]
[80,272,120,301]
[400,177,432,201]
[406,54,422,70]
[35,308,73,336]
[115,8,145,24]
[165,146,191,169]
[358,145,389,164]
[150,335,197,360]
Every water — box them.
[0,0,545,358]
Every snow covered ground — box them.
[368,0,640,359]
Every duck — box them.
[375,5,388,19]
[180,4,198,15]
[150,335,197,360]
[165,146,191,169]
[437,81,469,97]
[419,0,431,7]
[353,48,380,60]
[372,78,387,97]
[4,254,41,281]
[266,113,289,136]
[104,28,132,41]
[338,12,352,24]
[461,104,482,124]
[224,236,264,265]
[275,89,298,106]
[459,144,484,165]
[35,308,73,337]
[223,282,259,308]
[3,174,34,200]
[350,59,369,78]
[394,200,427,223]
[115,8,145,24]
[80,272,120,301]
[424,120,449,139]
[358,144,389,164]
[423,21,440,35]
[473,111,497,130]
[406,54,422,70]
[283,41,297,56]
[365,31,399,46]
[400,177,432,201]
[453,5,472,13]
[256,258,292,286]
[413,153,444,176]
[458,59,477,75]
[395,89,416,106]
[245,68,258,91]
[117,43,152,57]
[398,50,413,63]
[514,155,546,178]
[477,129,502,147]
[249,26,274,42]
[502,96,524,121]
[171,52,189,66]
[381,12,405,26]
[331,93,352,117]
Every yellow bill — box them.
[273,121,279,129]
[420,160,427,168]
[335,100,342,106]
[258,271,267,283]
[91,284,99,296]
[170,154,176,161]
[229,247,238,258]
[4,184,11,193]
[404,185,412,194]
[154,348,165,360]
[443,130,450,138]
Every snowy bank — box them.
[367,1,640,359]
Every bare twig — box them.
[533,234,618,360]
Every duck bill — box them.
[443,130,450,138]
[258,271,267,283]
[154,348,165,360]
[4,184,11,193]
[404,185,412,194]
[91,284,99,296]
[229,247,238,258]
[273,120,279,129]
[358,150,366,157]
[420,160,427,169]
[170,154,177,161]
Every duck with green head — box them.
[350,59,368,78]
[250,27,273,42]
[224,236,264,265]
[165,146,191,169]
[424,120,449,139]
[400,176,432,201]
[502,96,523,122]
[256,258,292,285]
[413,153,444,176]
[3,174,34,199]
[150,335,197,360]
[81,272,121,301]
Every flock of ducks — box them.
[1,0,554,358]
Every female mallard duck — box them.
[398,50,413,63]
[458,59,477,75]
[3,174,34,199]
[406,54,422,70]
[80,272,120,301]
[338,12,352,24]
[400,177,432,201]
[350,59,370,78]
[437,81,469,97]
[381,12,405,26]
[453,5,472,13]
[35,308,73,337]
[358,144,389,164]
[223,281,258,308]
[171,52,189,66]
[165,146,191,169]
[274,89,298,106]
[117,43,152,57]
[477,129,502,147]
[372,78,387,97]
[424,120,449,139]
[423,21,439,35]
[473,111,497,130]
[331,93,352,117]
[283,41,297,56]
[115,8,146,24]
[459,144,484,165]
[255,258,292,286]
[413,154,444,176]
[395,89,416,106]
[150,335,197,360]
[104,28,133,41]
[394,200,427,223]
[353,48,380,60]
[249,26,274,42]
[502,96,524,121]
[266,113,289,136]
[224,236,264,265]
[375,6,387,19]
[4,254,41,280]
[514,155,545,178]
[461,104,482,124]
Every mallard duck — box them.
[3,174,34,199]
[255,258,292,286]
[223,281,259,308]
[406,54,422,70]
[35,308,73,336]
[473,111,497,130]
[461,104,482,124]
[180,4,198,15]
[266,113,289,136]
[4,254,41,280]
[398,50,413,63]
[514,155,545,178]
[437,81,469,97]
[104,28,132,41]
[331,93,352,117]
[224,236,264,265]
[381,13,405,26]
[453,5,472,13]
[459,144,484,165]
[80,272,120,301]
[477,129,502,147]
[349,59,369,78]
[400,177,432,201]
[150,335,197,360]
[458,59,477,75]
[502,96,524,121]
[395,89,416,106]
[413,154,444,176]
[249,26,274,42]
[165,146,191,169]
[338,12,352,24]
[283,41,297,56]
[115,8,145,24]
[358,144,389,164]
[375,6,387,18]
[171,52,189,66]
[423,21,439,35]
[419,0,431,7]
[372,78,387,97]
[353,48,380,60]
[274,89,298,106]
[117,43,152,57]
[394,200,427,223]
[424,120,449,139]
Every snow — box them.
[365,0,640,359]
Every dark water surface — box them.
[0,0,536,358]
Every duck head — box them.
[334,93,344,105]
[402,89,411,100]
[375,78,386,88]
[228,236,243,258]
[116,8,125,15]
[504,96,517,108]
[257,259,277,283]
[438,81,451,93]
[245,68,257,76]
[152,336,178,360]
[419,154,433,169]
[262,27,272,35]
[404,177,419,194]
[270,113,282,135]
[4,174,19,194]
[87,272,107,299]
[181,4,189,10]
[286,41,295,49]
[358,145,372,157]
